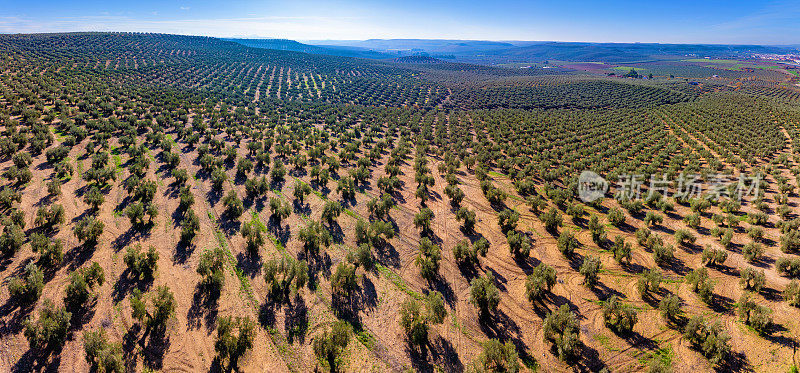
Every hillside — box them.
[225,38,396,60]
[0,32,799,373]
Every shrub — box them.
[742,242,764,263]
[313,320,350,371]
[635,227,652,247]
[178,186,194,210]
[124,244,159,281]
[782,230,800,253]
[644,211,663,227]
[475,339,520,373]
[683,213,701,229]
[264,256,308,301]
[210,167,227,190]
[413,207,434,234]
[737,292,772,334]
[34,204,65,230]
[652,243,675,265]
[748,211,768,226]
[659,294,681,322]
[607,207,625,227]
[73,216,104,245]
[776,257,800,278]
[415,238,441,281]
[526,195,545,215]
[0,223,25,256]
[557,230,579,257]
[367,193,395,220]
[82,329,124,373]
[197,247,226,293]
[24,299,71,351]
[540,207,563,233]
[586,215,606,246]
[298,221,331,255]
[399,291,447,347]
[222,190,244,218]
[543,304,580,361]
[241,218,267,253]
[331,262,358,300]
[172,168,189,185]
[602,296,638,334]
[637,268,662,297]
[674,229,696,247]
[525,263,556,305]
[701,246,727,267]
[784,280,800,307]
[64,262,105,314]
[321,201,343,225]
[683,316,730,365]
[47,179,62,196]
[354,243,375,271]
[455,206,477,232]
[566,203,584,222]
[269,197,292,222]
[497,209,519,232]
[292,181,311,204]
[506,230,532,258]
[686,267,714,304]
[8,262,44,306]
[215,316,256,369]
[470,272,500,317]
[746,226,764,242]
[180,209,200,243]
[610,235,632,264]
[444,185,465,206]
[579,256,601,288]
[131,285,176,332]
[453,238,489,267]
[36,238,64,270]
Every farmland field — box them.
[1,32,800,373]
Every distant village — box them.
[753,53,800,67]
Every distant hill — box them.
[225,38,395,59]
[392,55,441,64]
[309,39,800,64]
[465,42,800,63]
[312,39,519,55]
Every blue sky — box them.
[1,0,798,44]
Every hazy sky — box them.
[1,0,799,44]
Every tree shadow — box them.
[236,251,262,278]
[141,327,171,371]
[355,275,379,312]
[714,350,753,373]
[219,211,242,236]
[173,240,195,265]
[12,348,62,373]
[267,216,291,247]
[327,221,345,244]
[428,336,464,373]
[373,240,400,268]
[111,269,154,303]
[63,243,96,271]
[0,301,34,335]
[759,323,795,349]
[284,295,308,344]
[187,283,220,331]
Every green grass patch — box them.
[612,66,647,71]
[683,58,738,64]
[376,264,423,300]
